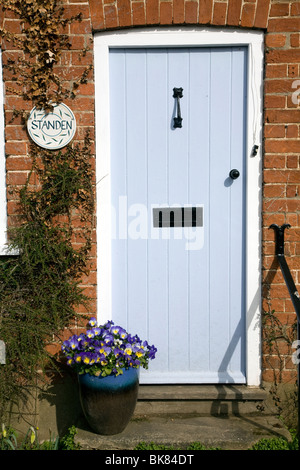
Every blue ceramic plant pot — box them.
[78,367,140,435]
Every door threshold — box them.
[137,384,266,401]
[135,384,267,417]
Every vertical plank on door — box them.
[147,49,170,373]
[188,49,211,372]
[109,50,128,324]
[209,48,232,377]
[167,49,190,373]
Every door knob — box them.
[229,169,240,180]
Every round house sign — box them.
[27,103,76,150]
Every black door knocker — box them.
[173,87,183,128]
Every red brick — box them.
[266,109,300,123]
[254,0,270,28]
[6,171,29,186]
[265,139,300,153]
[54,65,91,80]
[264,169,297,183]
[5,142,27,156]
[185,1,198,23]
[291,2,300,16]
[263,198,288,213]
[262,369,281,383]
[117,0,132,27]
[5,126,28,141]
[89,0,105,30]
[104,4,119,28]
[160,2,173,24]
[70,19,92,34]
[76,82,95,96]
[0,6,4,29]
[69,35,86,50]
[6,200,22,215]
[241,3,256,28]
[4,95,32,111]
[74,111,95,126]
[6,156,32,170]
[265,78,295,94]
[64,4,91,19]
[199,0,213,24]
[286,155,299,167]
[290,33,300,47]
[264,154,286,168]
[173,0,185,23]
[265,64,287,78]
[72,50,93,66]
[132,1,146,25]
[212,2,227,25]
[268,17,300,32]
[288,64,299,77]
[286,125,299,138]
[146,0,159,24]
[265,33,287,48]
[269,3,290,18]
[263,184,286,198]
[3,19,23,34]
[264,125,285,138]
[264,95,286,108]
[227,0,242,26]
[286,185,299,198]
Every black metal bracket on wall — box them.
[269,224,300,322]
[269,223,300,448]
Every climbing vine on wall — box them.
[0,0,94,420]
[0,0,92,114]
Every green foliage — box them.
[0,0,94,421]
[250,437,289,450]
[19,427,60,450]
[249,436,297,451]
[135,433,298,451]
[0,424,18,450]
[0,136,94,418]
[58,425,81,450]
[0,424,81,450]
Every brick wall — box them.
[2,0,300,384]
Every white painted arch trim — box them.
[94,27,264,386]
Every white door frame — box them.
[94,27,264,387]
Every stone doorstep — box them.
[134,385,268,416]
[75,384,291,450]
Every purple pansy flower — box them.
[61,317,157,378]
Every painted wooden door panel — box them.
[109,47,247,383]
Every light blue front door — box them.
[109,47,247,384]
